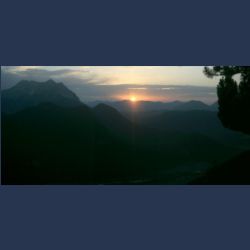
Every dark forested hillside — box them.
[191,151,250,184]
[2,101,246,184]
[2,80,250,184]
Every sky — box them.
[1,66,219,103]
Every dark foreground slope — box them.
[3,80,245,184]
[191,151,250,184]
[2,102,243,184]
[2,104,134,184]
[2,103,149,184]
[89,100,217,113]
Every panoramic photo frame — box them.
[2,66,250,184]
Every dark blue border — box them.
[1,186,250,250]
[1,0,250,249]
[1,0,250,65]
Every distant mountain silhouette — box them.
[2,79,82,113]
[89,100,215,113]
[173,100,211,111]
[210,102,219,111]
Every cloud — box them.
[1,67,218,103]
[1,67,108,89]
[67,84,217,103]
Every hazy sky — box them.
[2,66,218,85]
[1,66,219,103]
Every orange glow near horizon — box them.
[115,93,171,102]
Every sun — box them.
[130,96,137,102]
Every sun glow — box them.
[130,96,137,102]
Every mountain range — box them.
[2,79,82,113]
[88,99,218,113]
[2,80,250,184]
[2,79,217,114]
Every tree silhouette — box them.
[204,66,250,134]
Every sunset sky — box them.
[1,66,219,103]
